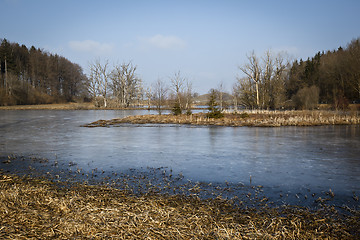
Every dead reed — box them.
[1,173,359,239]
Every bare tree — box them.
[87,74,98,102]
[239,51,261,108]
[232,82,241,112]
[237,50,290,110]
[145,85,152,109]
[153,78,168,115]
[261,50,273,109]
[234,76,257,109]
[134,80,144,106]
[111,61,141,107]
[185,79,193,113]
[88,59,110,107]
[170,71,185,114]
[272,52,289,109]
[217,82,225,111]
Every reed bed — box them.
[83,110,360,128]
[1,173,359,239]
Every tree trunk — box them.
[255,81,259,107]
[4,57,8,93]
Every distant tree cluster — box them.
[234,50,289,110]
[139,71,195,115]
[168,71,193,115]
[2,37,359,111]
[287,38,360,109]
[234,38,360,110]
[0,39,88,106]
[87,59,143,108]
[88,61,196,113]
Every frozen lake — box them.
[1,110,360,207]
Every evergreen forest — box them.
[0,39,88,105]
[287,38,360,109]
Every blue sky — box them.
[1,0,359,94]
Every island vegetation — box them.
[83,110,360,128]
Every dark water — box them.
[1,110,360,207]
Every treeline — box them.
[0,39,88,105]
[87,59,195,114]
[2,37,359,110]
[87,59,144,108]
[287,38,360,109]
[234,38,360,110]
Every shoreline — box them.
[2,155,358,209]
[1,172,359,239]
[0,103,202,111]
[83,111,360,128]
[1,154,358,210]
[0,102,146,110]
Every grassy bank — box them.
[1,173,359,239]
[0,103,151,110]
[0,102,97,110]
[83,110,360,128]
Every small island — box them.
[83,110,360,128]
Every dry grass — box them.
[0,102,96,110]
[0,103,154,110]
[83,110,360,128]
[0,173,359,239]
[0,102,149,110]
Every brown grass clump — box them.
[83,110,360,128]
[1,173,359,239]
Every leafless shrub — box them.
[292,85,319,110]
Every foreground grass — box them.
[84,110,360,128]
[0,173,359,239]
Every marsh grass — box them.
[1,173,359,239]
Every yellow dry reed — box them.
[0,173,359,239]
